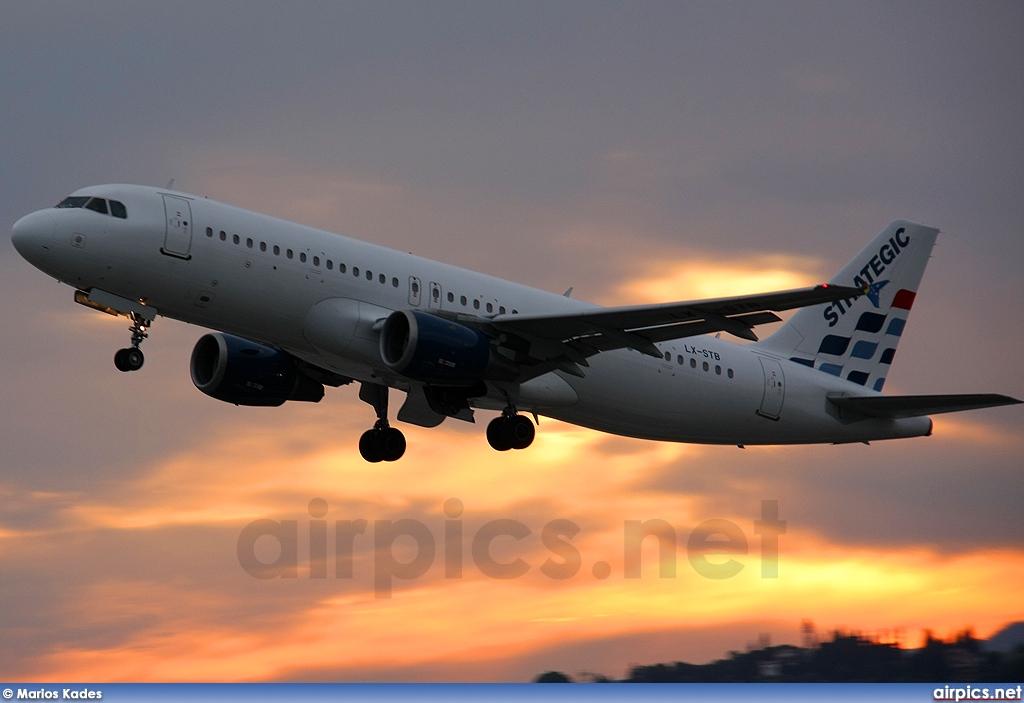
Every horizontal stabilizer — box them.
[827,393,1022,419]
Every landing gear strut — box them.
[114,312,151,372]
[358,382,406,463]
[486,407,535,452]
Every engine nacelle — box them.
[190,332,324,406]
[380,310,516,385]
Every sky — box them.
[1,0,1023,682]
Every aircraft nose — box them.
[11,210,55,260]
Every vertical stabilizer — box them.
[757,220,939,392]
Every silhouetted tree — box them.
[534,671,572,683]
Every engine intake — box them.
[380,310,516,385]
[190,332,324,406]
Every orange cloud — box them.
[930,415,1024,449]
[8,402,1022,682]
[26,530,1024,681]
[612,254,824,305]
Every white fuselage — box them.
[12,184,932,445]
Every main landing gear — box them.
[486,407,535,452]
[113,312,151,372]
[358,383,406,463]
[354,385,536,460]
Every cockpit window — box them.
[55,196,90,209]
[85,197,109,215]
[54,195,127,219]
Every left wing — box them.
[458,283,864,379]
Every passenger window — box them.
[313,256,320,266]
[727,368,734,379]
[246,238,253,249]
[206,227,213,238]
[220,231,226,241]
[340,263,347,273]
[300,252,307,263]
[499,306,506,314]
[486,302,493,313]
[690,358,696,368]
[664,351,670,361]
[260,241,267,252]
[703,361,709,372]
[379,273,385,284]
[353,267,360,276]
[85,198,108,215]
[327,260,333,270]
[273,245,280,255]
[677,355,683,365]
[715,365,722,375]
[233,234,240,244]
[287,249,293,259]
[473,299,480,309]
[366,270,372,280]
[460,296,467,306]
[109,200,127,218]
[392,277,399,287]
[447,292,455,303]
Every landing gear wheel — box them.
[487,413,536,451]
[359,426,407,463]
[509,414,535,450]
[359,429,385,463]
[380,427,407,462]
[114,347,144,372]
[487,416,513,451]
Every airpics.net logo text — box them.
[237,499,786,598]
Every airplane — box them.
[11,184,1020,462]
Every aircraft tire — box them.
[359,429,385,463]
[486,416,514,451]
[114,349,130,372]
[381,427,406,462]
[509,415,535,450]
[123,348,144,371]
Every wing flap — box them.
[827,393,1022,419]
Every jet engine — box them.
[379,310,517,385]
[190,332,324,406]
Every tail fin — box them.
[757,220,939,392]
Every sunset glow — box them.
[2,3,1022,684]
[3,399,1022,681]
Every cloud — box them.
[634,433,1024,553]
[3,402,1022,681]
[612,254,823,305]
[2,1,1023,684]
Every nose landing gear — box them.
[358,382,407,463]
[486,408,535,451]
[114,312,151,372]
